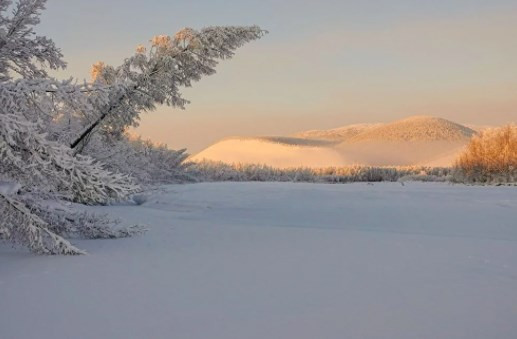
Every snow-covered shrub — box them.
[83,133,194,186]
[454,125,517,184]
[190,161,452,183]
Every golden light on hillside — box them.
[90,61,105,82]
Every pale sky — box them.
[39,0,517,153]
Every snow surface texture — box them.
[192,116,476,167]
[1,182,517,339]
[0,181,20,195]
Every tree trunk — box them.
[70,112,108,150]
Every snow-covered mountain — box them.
[347,116,475,143]
[191,116,478,167]
[295,116,475,143]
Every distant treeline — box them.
[189,161,453,183]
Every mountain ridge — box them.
[347,116,475,143]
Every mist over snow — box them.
[192,116,478,167]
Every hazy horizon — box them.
[39,0,517,153]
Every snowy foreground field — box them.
[1,182,517,339]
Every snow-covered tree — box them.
[0,79,141,254]
[70,25,266,152]
[64,25,265,183]
[0,1,140,254]
[58,25,266,184]
[0,0,265,254]
[0,82,138,201]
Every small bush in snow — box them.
[453,125,517,184]
[83,133,195,186]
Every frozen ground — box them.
[1,182,517,339]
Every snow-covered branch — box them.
[70,25,266,151]
[0,0,66,80]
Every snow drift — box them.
[2,182,517,339]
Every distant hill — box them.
[191,116,478,168]
[347,116,475,143]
